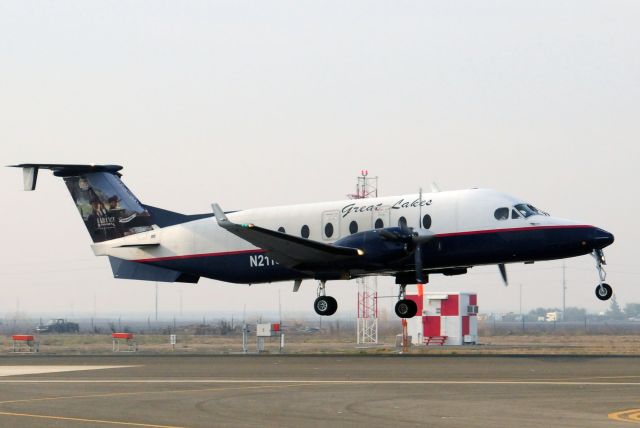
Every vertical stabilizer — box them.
[11,164,156,243]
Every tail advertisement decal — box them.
[64,173,155,242]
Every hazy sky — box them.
[1,1,639,320]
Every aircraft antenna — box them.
[349,170,379,346]
[419,187,423,228]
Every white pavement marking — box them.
[0,379,639,386]
[0,366,137,377]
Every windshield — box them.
[514,203,549,218]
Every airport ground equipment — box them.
[112,332,137,352]
[11,335,39,353]
[256,323,283,353]
[242,324,250,353]
[35,318,79,333]
[405,291,478,346]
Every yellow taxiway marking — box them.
[609,409,640,424]
[0,383,314,426]
[0,410,183,427]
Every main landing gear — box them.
[395,284,418,318]
[592,249,613,301]
[314,280,338,316]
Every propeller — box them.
[498,263,508,286]
[378,223,434,282]
[415,244,424,283]
[378,188,436,283]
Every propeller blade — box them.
[498,263,508,286]
[412,229,436,244]
[399,219,412,236]
[415,244,424,283]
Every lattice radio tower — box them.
[348,170,379,345]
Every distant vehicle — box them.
[297,326,321,334]
[36,319,79,333]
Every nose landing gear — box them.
[313,280,338,316]
[395,284,418,318]
[592,249,613,301]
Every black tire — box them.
[595,283,613,301]
[395,299,418,318]
[314,296,337,316]
[326,296,338,316]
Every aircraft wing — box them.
[212,204,363,270]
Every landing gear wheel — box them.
[395,299,418,318]
[595,283,613,301]
[314,296,338,316]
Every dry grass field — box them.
[3,332,640,355]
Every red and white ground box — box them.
[405,291,478,346]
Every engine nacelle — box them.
[334,227,410,265]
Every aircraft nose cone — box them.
[592,228,614,249]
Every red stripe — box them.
[435,224,592,238]
[136,249,264,263]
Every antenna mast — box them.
[349,170,379,345]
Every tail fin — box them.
[11,164,156,243]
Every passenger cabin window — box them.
[349,221,358,234]
[494,207,509,220]
[278,227,286,233]
[374,218,384,229]
[324,223,334,238]
[398,217,407,228]
[301,225,310,238]
[422,214,432,229]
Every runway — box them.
[0,355,638,427]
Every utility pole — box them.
[520,283,524,332]
[562,262,566,322]
[278,289,282,325]
[519,283,522,318]
[155,282,159,322]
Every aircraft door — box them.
[372,206,390,229]
[321,211,340,241]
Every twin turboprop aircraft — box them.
[12,163,615,318]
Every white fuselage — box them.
[95,188,585,266]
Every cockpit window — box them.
[494,207,509,220]
[514,203,548,218]
[511,209,522,219]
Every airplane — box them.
[11,163,615,318]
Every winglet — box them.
[22,166,39,191]
[9,164,39,190]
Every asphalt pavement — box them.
[0,354,638,427]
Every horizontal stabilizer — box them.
[109,257,199,283]
[10,164,123,182]
[212,203,363,270]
